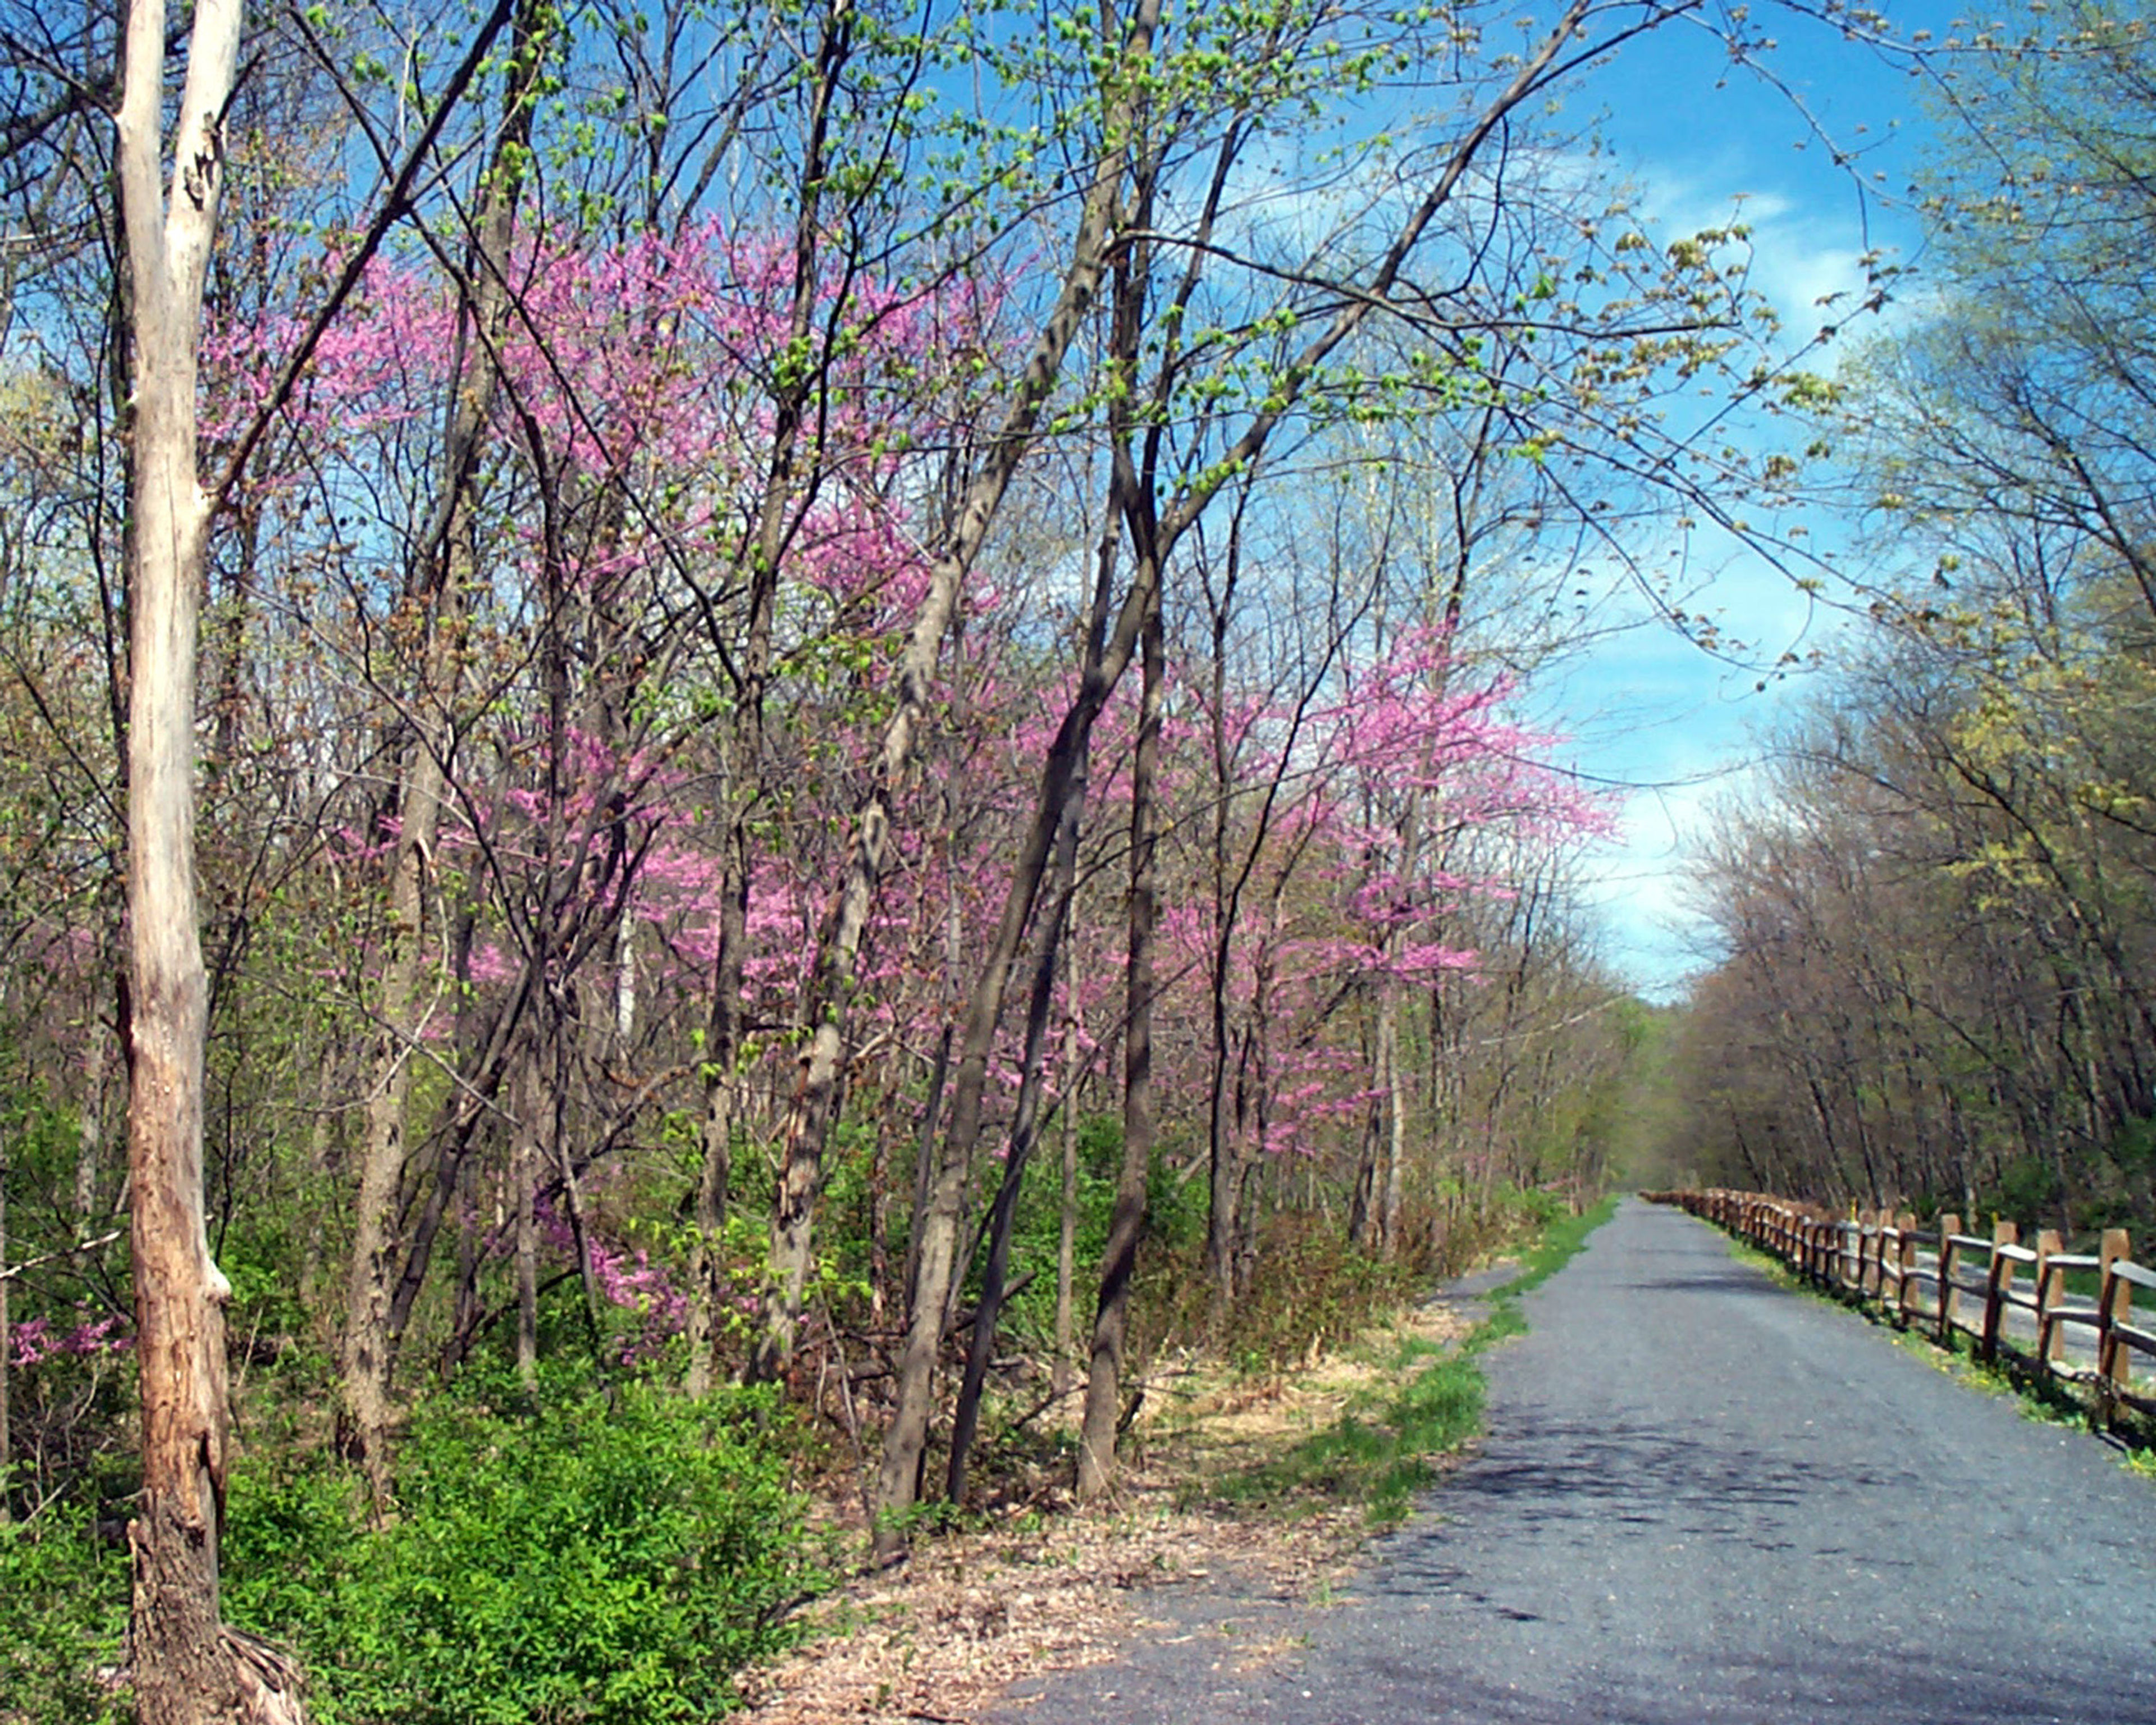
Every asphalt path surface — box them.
[994,1198,2156,1724]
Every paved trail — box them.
[994,1198,2156,1724]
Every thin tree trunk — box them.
[687,0,856,1395]
[296,1044,342,1315]
[513,1051,541,1388]
[870,620,1134,1549]
[1349,1044,1381,1251]
[1078,574,1163,1504]
[946,741,1087,1505]
[75,980,113,1222]
[684,773,750,1394]
[871,491,1150,1555]
[905,1028,954,1305]
[1203,532,1239,1321]
[383,968,533,1345]
[758,0,1162,1394]
[1053,933,1082,1400]
[684,1030,736,1395]
[1,1133,10,1523]
[338,0,543,1509]
[613,918,636,1043]
[1380,1010,1406,1252]
[442,1147,483,1381]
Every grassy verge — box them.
[1211,1194,1619,1527]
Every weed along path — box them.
[992,1198,2156,1725]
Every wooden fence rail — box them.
[1643,1189,2156,1435]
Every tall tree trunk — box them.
[512,1049,542,1388]
[382,968,532,1347]
[687,0,855,1395]
[1349,1037,1382,1251]
[871,497,1150,1556]
[1052,932,1082,1400]
[1380,1009,1408,1250]
[1,1133,10,1523]
[683,910,741,1395]
[337,0,545,1509]
[1203,527,1240,1323]
[296,1043,344,1316]
[117,0,300,1714]
[76,963,115,1222]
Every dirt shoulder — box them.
[736,1295,1477,1724]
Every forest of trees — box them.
[8,0,2117,1718]
[1662,4,2156,1251]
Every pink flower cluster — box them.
[533,1199,690,1366]
[7,1313,129,1368]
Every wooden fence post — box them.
[1937,1213,1961,1344]
[2099,1227,2132,1407]
[2035,1228,2065,1367]
[1981,1219,2018,1364]
[1897,1211,1918,1320]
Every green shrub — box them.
[225,1375,830,1724]
[976,1112,1123,1350]
[0,1497,129,1724]
[1506,1185,1570,1230]
[1981,1155,2065,1230]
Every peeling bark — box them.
[116,0,299,1710]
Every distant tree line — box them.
[1665,2,2156,1244]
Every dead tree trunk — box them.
[117,0,303,1714]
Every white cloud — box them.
[1527,520,1855,1001]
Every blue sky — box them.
[1545,1,1963,1000]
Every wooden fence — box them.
[1645,1188,2156,1434]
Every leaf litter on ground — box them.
[735,1290,1483,1724]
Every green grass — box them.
[1212,1195,1619,1528]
